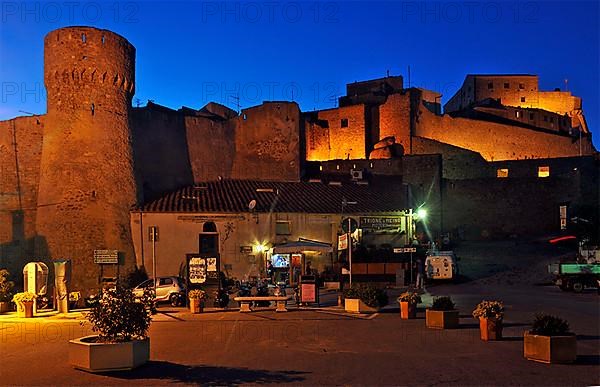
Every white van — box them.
[425,251,459,280]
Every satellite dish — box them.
[248,199,257,211]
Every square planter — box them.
[479,318,503,341]
[345,298,379,314]
[426,309,459,329]
[189,299,204,313]
[69,335,150,372]
[400,301,417,319]
[523,332,576,364]
[0,301,11,314]
[16,301,34,318]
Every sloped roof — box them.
[139,179,407,214]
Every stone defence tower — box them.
[37,27,138,291]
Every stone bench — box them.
[233,296,291,312]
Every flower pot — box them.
[16,301,34,318]
[523,331,576,364]
[479,318,502,341]
[426,309,459,329]
[400,301,417,319]
[189,298,204,313]
[344,298,379,314]
[69,335,150,372]
[0,301,11,314]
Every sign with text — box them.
[301,283,317,303]
[393,247,417,253]
[188,257,207,284]
[93,250,119,264]
[338,234,348,250]
[360,217,403,230]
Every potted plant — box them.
[12,292,37,318]
[0,269,14,313]
[426,296,459,329]
[524,313,576,364]
[472,300,504,341]
[398,291,421,319]
[69,286,154,372]
[188,289,208,313]
[343,284,388,314]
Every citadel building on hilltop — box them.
[0,26,597,291]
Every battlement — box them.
[44,26,136,111]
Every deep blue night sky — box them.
[1,1,598,147]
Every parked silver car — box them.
[133,276,186,306]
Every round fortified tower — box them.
[37,27,138,291]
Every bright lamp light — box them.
[417,208,427,219]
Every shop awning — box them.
[272,239,333,254]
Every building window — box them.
[529,112,535,120]
[543,115,548,122]
[487,82,493,90]
[515,111,521,118]
[81,33,86,43]
[497,168,509,178]
[341,118,349,128]
[276,221,291,235]
[521,97,526,102]
[519,83,525,90]
[549,117,554,123]
[538,166,550,178]
[504,82,509,89]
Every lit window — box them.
[497,168,509,178]
[341,118,349,128]
[336,165,340,170]
[515,111,521,118]
[538,166,550,178]
[504,82,509,89]
[276,221,291,235]
[521,97,526,102]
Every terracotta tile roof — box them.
[139,179,407,214]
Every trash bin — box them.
[299,275,319,306]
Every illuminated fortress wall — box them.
[0,116,44,276]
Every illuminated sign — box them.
[360,217,403,230]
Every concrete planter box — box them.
[479,318,502,341]
[400,301,417,319]
[16,301,34,318]
[345,298,379,314]
[524,332,576,364]
[189,299,204,313]
[0,301,11,314]
[426,309,459,329]
[69,335,150,372]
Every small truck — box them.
[549,240,600,293]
